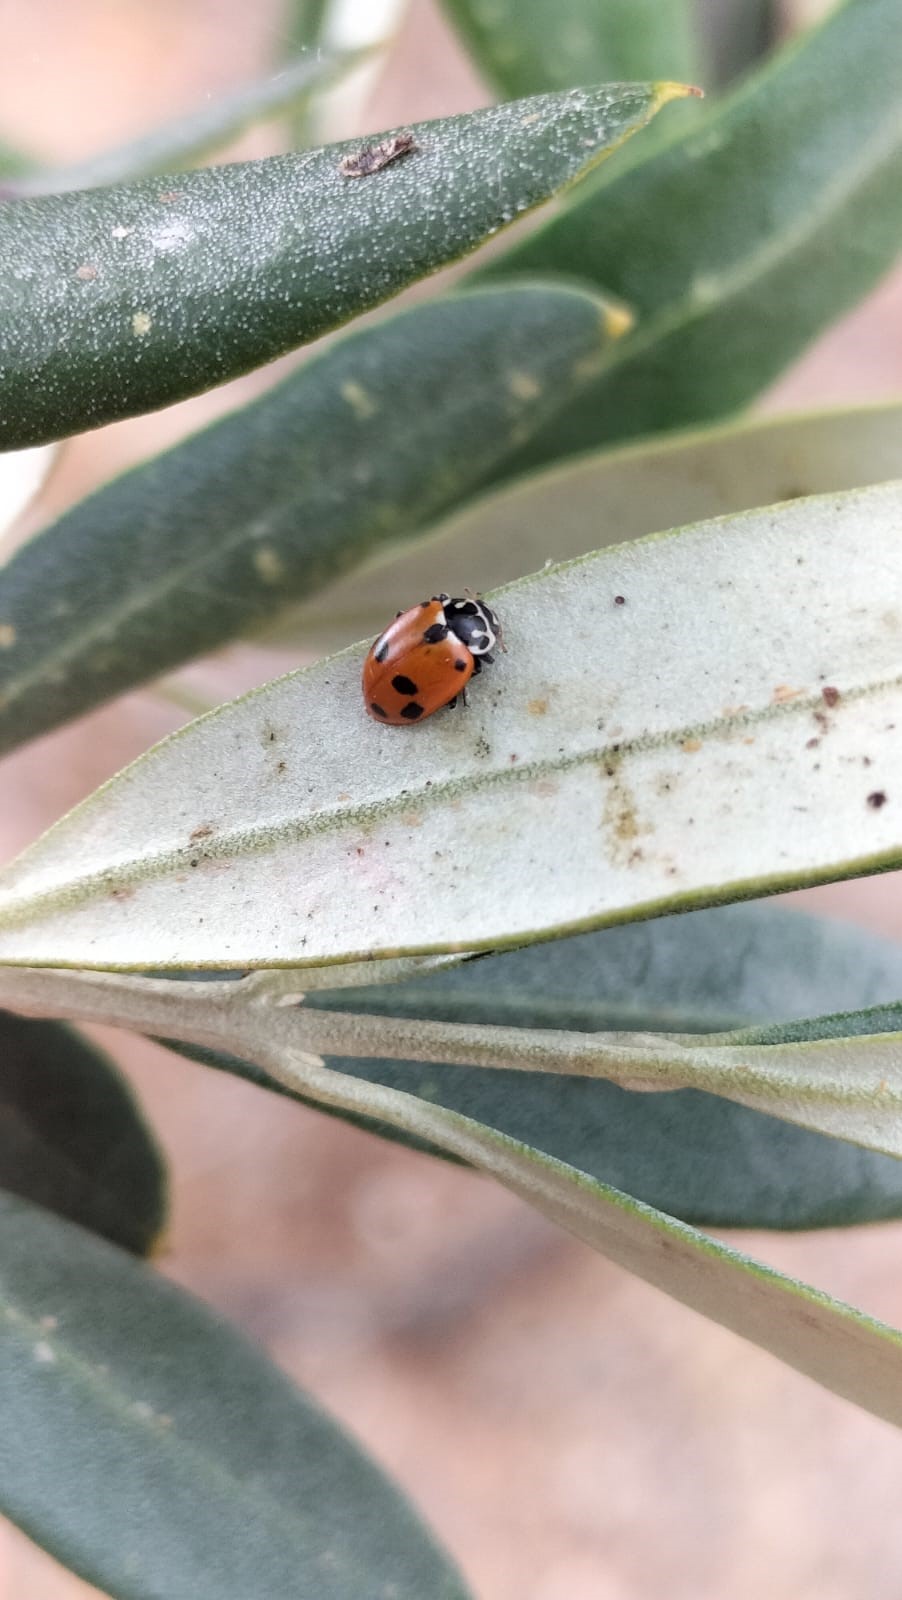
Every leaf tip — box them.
[655,81,705,107]
[601,300,634,342]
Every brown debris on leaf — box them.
[339,132,418,179]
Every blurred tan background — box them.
[2,3,902,1596]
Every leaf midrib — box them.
[0,674,896,928]
[587,93,902,371]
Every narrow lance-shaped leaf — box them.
[1,50,365,199]
[0,1190,470,1600]
[275,399,902,656]
[5,968,902,1422]
[0,81,689,451]
[137,967,902,1165]
[175,904,902,1232]
[303,1054,902,1429]
[473,0,902,472]
[0,284,626,755]
[0,1011,166,1255]
[441,0,701,97]
[0,482,898,970]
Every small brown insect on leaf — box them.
[339,132,418,179]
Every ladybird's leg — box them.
[470,656,482,675]
[447,696,458,710]
[482,653,494,665]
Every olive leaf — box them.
[0,1190,469,1600]
[171,903,902,1231]
[0,284,625,755]
[0,482,898,971]
[474,0,902,470]
[0,81,687,449]
[274,399,902,657]
[441,0,701,96]
[0,1012,165,1254]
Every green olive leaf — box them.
[0,1190,469,1600]
[441,0,701,97]
[0,81,687,450]
[473,0,902,472]
[0,1012,165,1254]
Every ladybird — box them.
[363,593,502,724]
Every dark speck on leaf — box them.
[614,595,626,606]
[867,791,888,809]
[822,685,841,707]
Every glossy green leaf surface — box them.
[2,51,360,199]
[177,905,902,1230]
[0,1012,165,1254]
[0,483,898,970]
[0,81,683,450]
[475,0,902,470]
[0,284,621,755]
[442,0,700,96]
[278,400,902,656]
[0,1191,469,1600]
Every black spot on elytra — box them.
[392,674,418,695]
[454,658,467,671]
[374,639,389,662]
[400,702,424,720]
[370,702,389,719]
[423,622,448,643]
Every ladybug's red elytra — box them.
[363,594,502,725]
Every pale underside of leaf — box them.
[0,483,899,969]
[3,964,902,1424]
[276,1051,902,1428]
[276,400,902,655]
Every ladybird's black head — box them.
[444,597,501,658]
